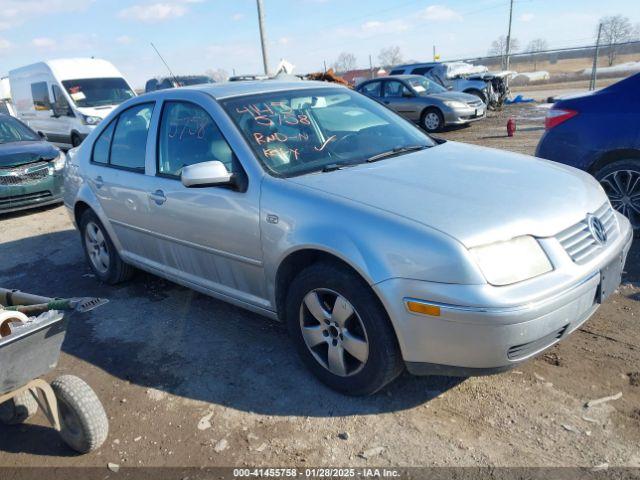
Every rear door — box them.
[85,101,159,259]
[382,80,420,121]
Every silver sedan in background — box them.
[64,81,631,395]
[356,74,486,132]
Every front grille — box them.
[507,324,569,360]
[556,203,619,264]
[0,191,52,208]
[0,162,50,186]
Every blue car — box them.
[536,73,640,230]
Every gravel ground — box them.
[0,100,639,471]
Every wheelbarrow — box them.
[0,288,109,454]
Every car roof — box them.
[391,63,440,69]
[178,80,347,100]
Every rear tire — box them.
[51,375,109,453]
[286,262,404,396]
[421,108,444,133]
[80,209,134,284]
[0,390,38,425]
[594,159,640,233]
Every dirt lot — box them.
[1,99,639,472]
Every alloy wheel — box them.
[599,169,640,228]
[299,288,369,377]
[84,221,110,274]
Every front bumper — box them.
[374,213,633,376]
[443,106,486,126]
[0,172,64,214]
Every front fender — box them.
[260,177,485,305]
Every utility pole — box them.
[590,23,603,91]
[504,0,514,71]
[256,0,270,76]
[433,45,436,61]
[369,54,373,79]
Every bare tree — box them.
[526,38,548,71]
[205,68,229,82]
[378,46,403,67]
[488,35,520,69]
[598,15,633,66]
[332,52,357,73]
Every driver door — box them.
[382,80,420,121]
[145,99,267,308]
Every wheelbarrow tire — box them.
[80,210,134,284]
[51,375,108,453]
[0,390,38,425]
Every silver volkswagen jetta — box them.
[64,81,632,395]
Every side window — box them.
[31,82,51,111]
[359,81,381,97]
[411,67,434,75]
[384,81,411,98]
[158,101,237,177]
[51,85,72,116]
[389,69,404,75]
[109,103,154,171]
[92,121,116,164]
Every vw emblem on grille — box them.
[587,214,607,245]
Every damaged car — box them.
[0,113,65,213]
[390,61,513,110]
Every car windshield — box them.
[61,78,135,108]
[0,116,40,144]
[407,77,446,95]
[221,88,435,177]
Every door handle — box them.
[148,189,166,205]
[94,175,104,189]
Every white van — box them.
[9,58,136,148]
[0,77,16,117]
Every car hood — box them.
[424,92,481,103]
[76,105,117,119]
[0,141,59,168]
[288,141,607,247]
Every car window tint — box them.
[109,103,153,171]
[158,101,237,177]
[92,121,116,164]
[31,82,51,111]
[384,81,410,98]
[411,66,434,75]
[359,82,381,97]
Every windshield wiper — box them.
[366,145,430,163]
[321,162,357,172]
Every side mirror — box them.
[38,131,48,140]
[402,91,414,98]
[181,160,233,188]
[446,85,453,91]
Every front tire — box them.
[286,262,404,396]
[51,375,109,453]
[80,210,134,284]
[594,159,640,232]
[421,108,444,133]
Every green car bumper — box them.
[0,168,64,214]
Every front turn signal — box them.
[405,300,441,317]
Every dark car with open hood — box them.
[0,113,65,214]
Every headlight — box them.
[82,114,102,125]
[53,151,66,171]
[443,100,467,109]
[469,236,552,286]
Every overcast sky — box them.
[1,0,638,88]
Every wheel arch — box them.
[275,248,381,323]
[588,149,640,175]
